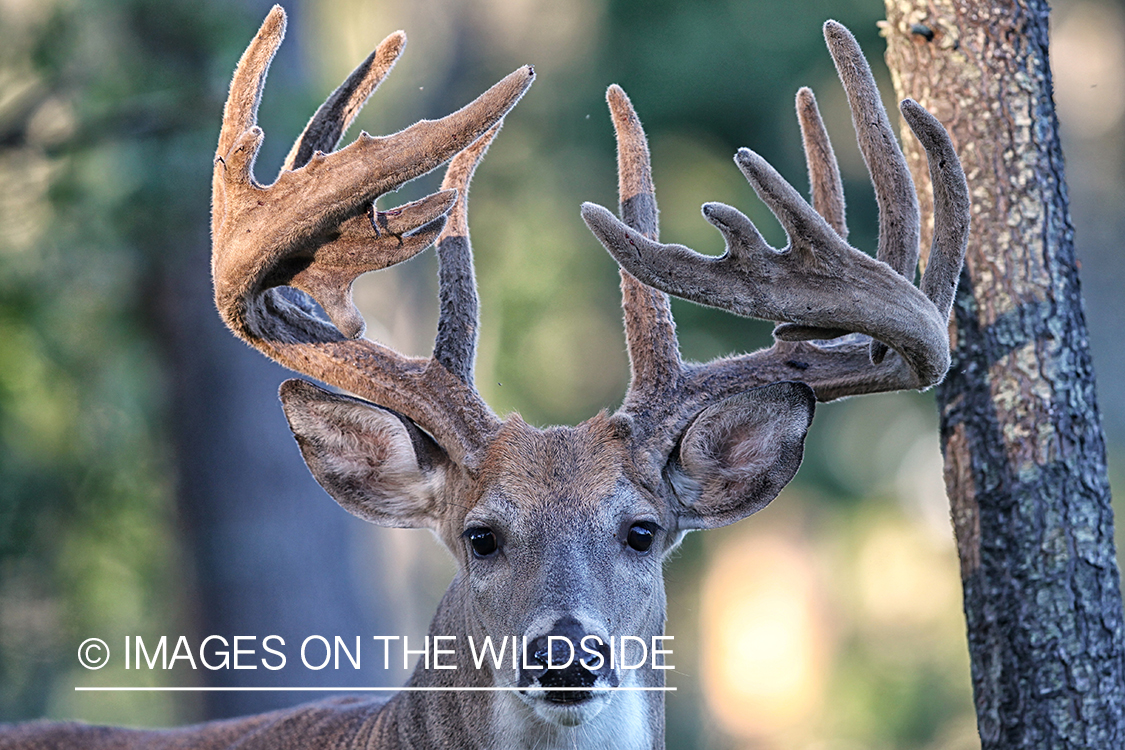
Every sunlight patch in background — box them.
[856,522,959,629]
[701,531,827,739]
[688,395,973,749]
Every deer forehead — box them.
[469,414,652,522]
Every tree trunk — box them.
[881,1,1125,747]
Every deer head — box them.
[211,6,968,746]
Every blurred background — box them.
[0,0,1121,748]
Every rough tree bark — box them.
[881,1,1125,747]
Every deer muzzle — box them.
[518,616,617,704]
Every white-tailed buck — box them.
[0,5,968,749]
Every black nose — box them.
[519,616,614,703]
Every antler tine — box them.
[606,85,683,414]
[214,6,284,168]
[773,87,854,341]
[901,99,970,323]
[796,86,847,240]
[823,20,919,277]
[609,85,658,238]
[823,20,920,365]
[433,122,503,384]
[282,30,406,173]
[212,7,535,469]
[733,147,838,254]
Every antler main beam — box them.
[211,6,534,468]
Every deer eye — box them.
[626,523,656,553]
[465,528,498,558]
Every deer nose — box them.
[518,616,615,703]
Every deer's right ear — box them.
[279,379,450,528]
[669,381,815,530]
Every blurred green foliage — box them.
[0,0,239,723]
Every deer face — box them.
[280,378,814,727]
[456,417,666,726]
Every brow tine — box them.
[432,122,505,384]
[606,84,683,409]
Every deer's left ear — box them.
[669,382,814,529]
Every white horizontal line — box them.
[75,686,675,692]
